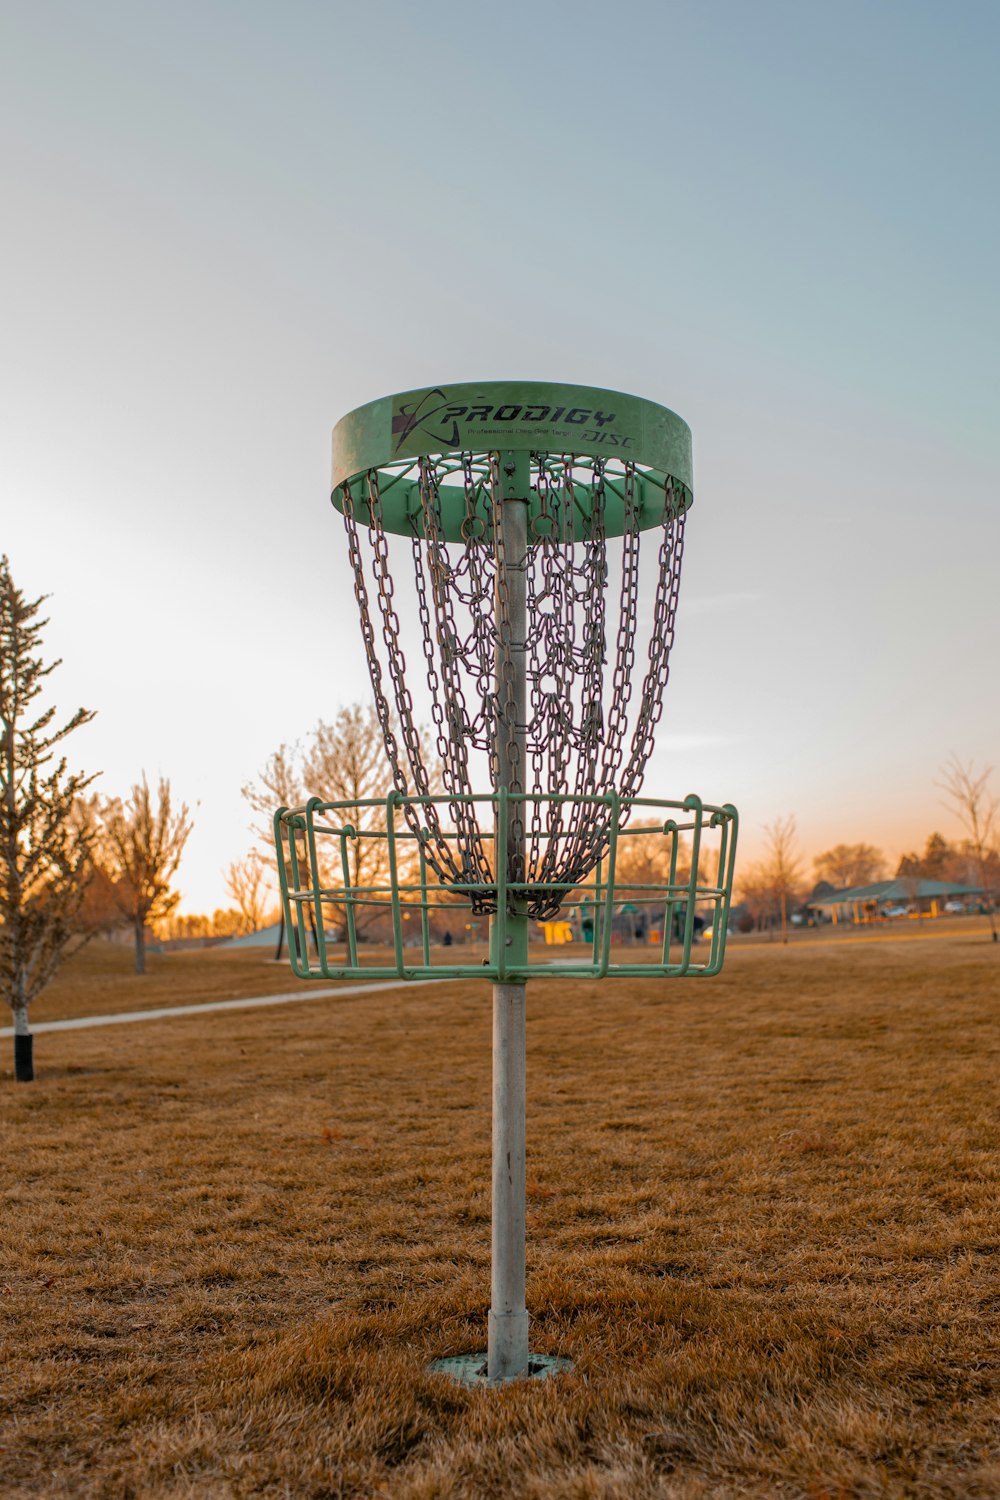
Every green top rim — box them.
[330,381,693,540]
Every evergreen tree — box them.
[0,557,96,1081]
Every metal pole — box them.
[488,452,529,1381]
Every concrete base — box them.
[428,1353,572,1388]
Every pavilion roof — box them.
[807,878,981,906]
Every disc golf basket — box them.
[275,382,738,1384]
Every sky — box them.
[2,0,998,913]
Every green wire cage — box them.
[275,789,737,982]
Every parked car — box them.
[943,900,966,914]
[881,904,909,918]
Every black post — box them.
[14,1033,34,1082]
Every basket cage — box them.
[274,790,738,982]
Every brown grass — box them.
[24,940,329,1023]
[24,937,495,1023]
[2,930,999,1497]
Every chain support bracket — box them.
[273,791,739,982]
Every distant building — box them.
[806,878,981,924]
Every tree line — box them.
[4,552,998,1081]
[0,556,409,1078]
[737,767,1000,944]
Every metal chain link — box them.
[338,456,688,917]
[619,479,687,802]
[416,458,495,897]
[489,451,525,885]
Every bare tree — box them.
[72,794,124,939]
[813,842,886,890]
[737,860,780,935]
[241,743,302,958]
[241,743,302,855]
[211,909,245,938]
[0,556,97,1081]
[762,815,804,944]
[225,849,271,934]
[243,704,452,961]
[606,821,698,942]
[160,912,211,941]
[613,821,689,892]
[99,775,193,973]
[938,756,999,943]
[896,832,970,884]
[245,706,432,947]
[301,704,415,938]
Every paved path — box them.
[0,980,420,1037]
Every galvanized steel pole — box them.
[488,453,530,1381]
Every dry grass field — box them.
[23,941,338,1023]
[2,928,999,1498]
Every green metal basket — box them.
[274,790,738,982]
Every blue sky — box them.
[2,0,997,910]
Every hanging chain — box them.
[417,458,495,900]
[339,456,688,917]
[340,477,408,799]
[619,479,687,803]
